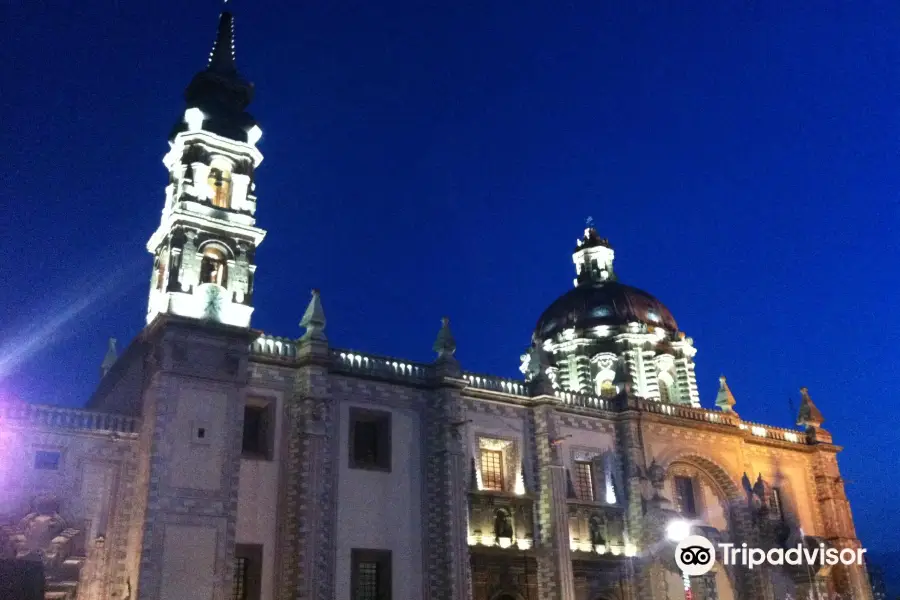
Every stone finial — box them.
[101,338,118,378]
[796,386,824,429]
[715,375,737,413]
[753,473,766,498]
[299,289,326,341]
[741,472,753,498]
[433,317,457,360]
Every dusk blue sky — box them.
[2,0,898,560]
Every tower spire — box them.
[181,8,254,123]
[207,11,237,75]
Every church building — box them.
[0,10,872,600]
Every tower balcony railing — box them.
[0,402,139,435]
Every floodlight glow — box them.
[666,519,691,543]
[247,124,262,145]
[184,108,206,132]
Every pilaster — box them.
[532,403,575,600]
[570,351,592,394]
[274,338,335,600]
[177,229,200,292]
[625,346,646,398]
[613,410,654,600]
[811,448,873,600]
[670,339,700,407]
[423,351,472,600]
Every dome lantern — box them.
[573,218,616,287]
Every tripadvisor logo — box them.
[675,535,867,576]
[675,535,716,576]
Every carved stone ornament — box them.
[647,460,666,489]
[311,399,328,422]
[589,514,608,546]
[591,352,618,372]
[5,494,81,570]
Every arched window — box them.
[200,246,228,286]
[208,167,232,209]
[599,380,616,399]
[658,372,676,404]
[658,378,671,403]
[767,486,784,520]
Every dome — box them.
[534,280,678,340]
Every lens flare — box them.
[0,256,145,380]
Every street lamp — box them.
[666,519,691,543]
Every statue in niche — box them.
[589,514,607,546]
[493,508,513,539]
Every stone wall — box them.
[0,406,139,600]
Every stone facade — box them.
[0,328,874,600]
[0,8,874,600]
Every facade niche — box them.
[200,245,228,286]
[493,508,513,540]
[588,515,606,546]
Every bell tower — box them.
[146,10,266,328]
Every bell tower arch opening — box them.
[199,243,230,287]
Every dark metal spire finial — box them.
[207,10,237,75]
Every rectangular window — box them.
[769,487,784,520]
[351,549,391,600]
[242,402,273,460]
[673,476,697,517]
[574,460,594,501]
[232,544,262,600]
[34,451,60,471]
[480,449,504,491]
[232,557,248,600]
[349,408,392,471]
